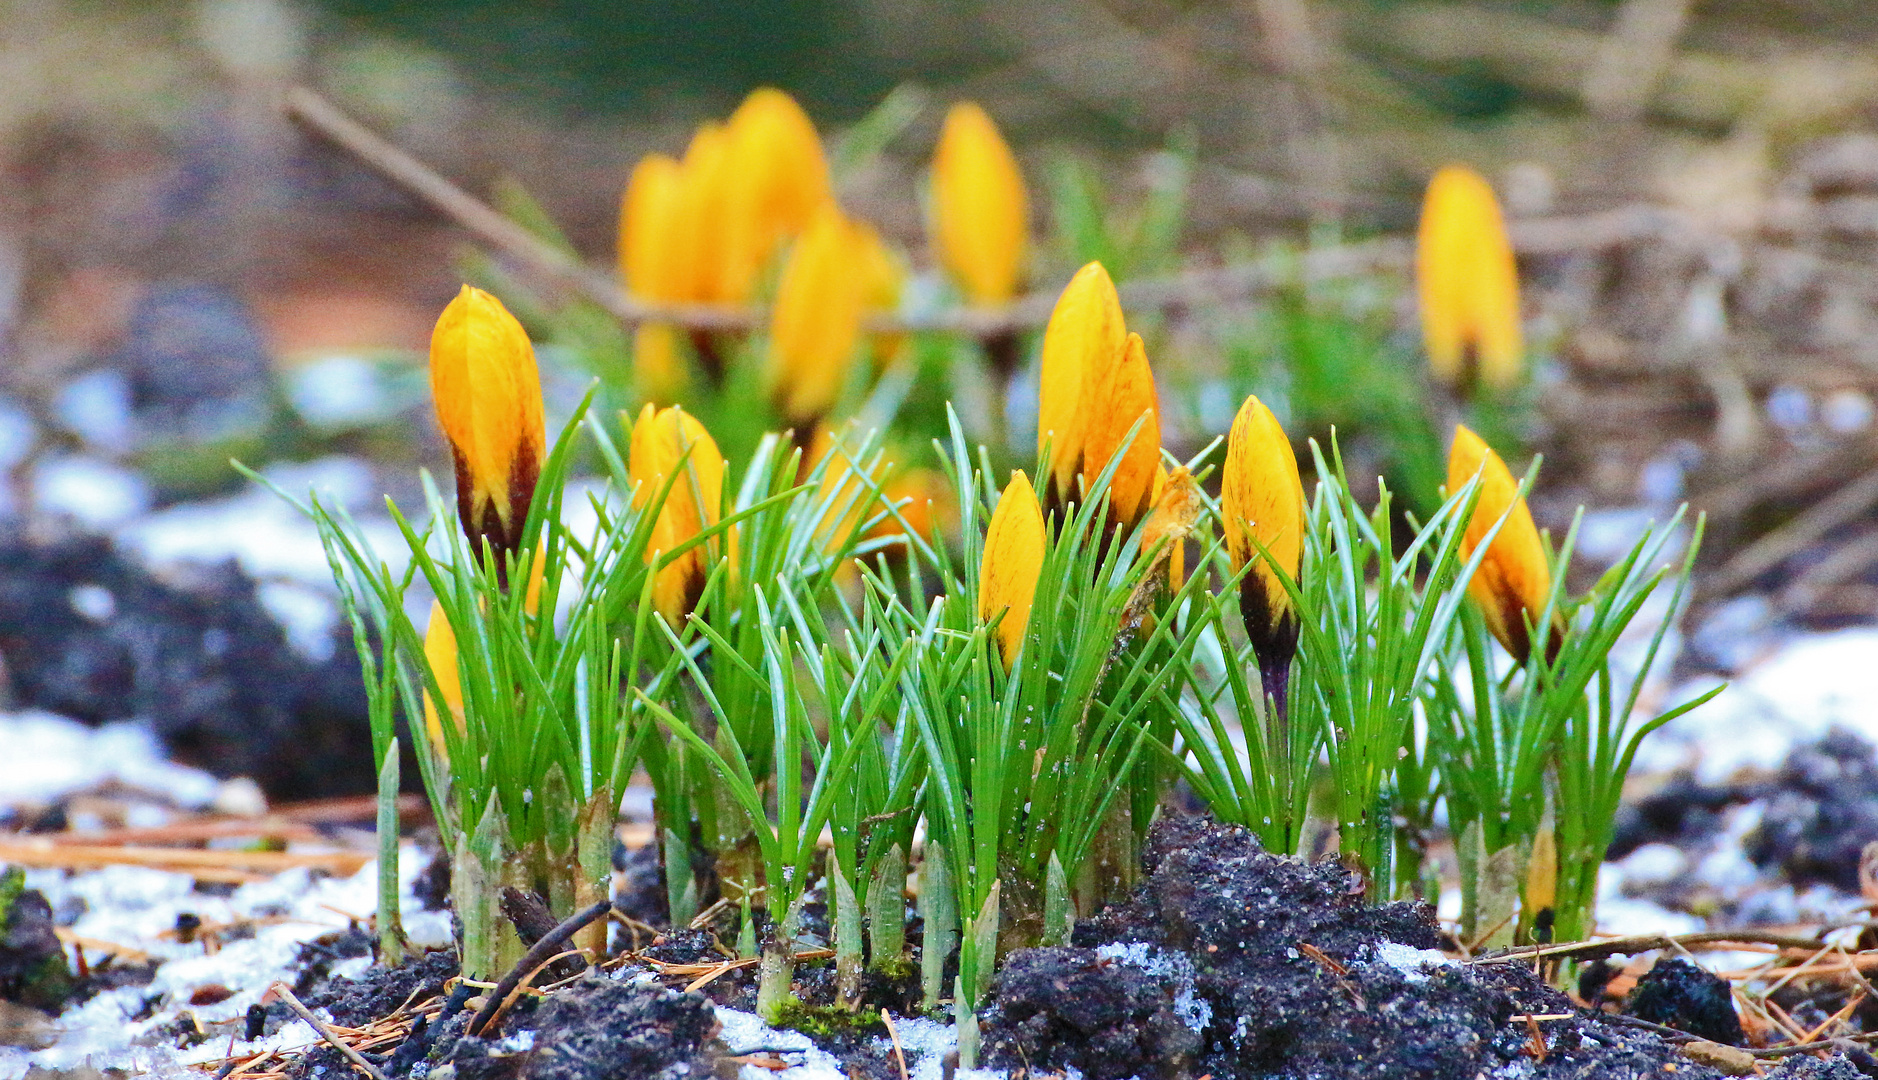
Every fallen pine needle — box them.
[0,841,369,876]
[881,1007,909,1080]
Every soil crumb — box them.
[1746,727,1878,891]
[438,973,717,1080]
[306,947,457,1029]
[981,814,1850,1080]
[1627,957,1745,1045]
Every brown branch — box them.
[1469,928,1843,967]
[266,982,388,1080]
[466,898,612,1038]
[283,86,1673,342]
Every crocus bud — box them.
[429,286,546,573]
[767,204,867,427]
[1449,425,1560,664]
[730,88,831,261]
[1417,165,1522,391]
[1147,466,1199,587]
[1222,395,1306,710]
[630,404,728,624]
[620,154,692,404]
[1035,262,1160,531]
[979,470,1045,670]
[621,152,687,302]
[421,599,463,760]
[931,102,1028,306]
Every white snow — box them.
[32,455,152,528]
[0,850,451,1079]
[286,356,414,430]
[713,1006,848,1080]
[117,455,406,589]
[1368,941,1455,983]
[1095,941,1210,1031]
[1642,627,1878,783]
[0,711,221,809]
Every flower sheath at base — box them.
[630,404,728,625]
[1221,395,1305,713]
[428,286,546,579]
[1034,262,1161,533]
[1449,425,1561,665]
[979,470,1045,671]
[1417,164,1523,392]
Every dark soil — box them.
[979,814,1857,1080]
[438,974,718,1080]
[0,527,381,800]
[307,947,459,1028]
[1627,958,1746,1045]
[1608,728,1878,902]
[1745,728,1878,892]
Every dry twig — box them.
[265,982,388,1080]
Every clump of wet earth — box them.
[1610,727,1878,920]
[0,527,380,801]
[979,815,1861,1080]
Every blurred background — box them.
[3,0,1878,800]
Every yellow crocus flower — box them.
[979,470,1045,670]
[428,286,545,571]
[1449,425,1561,664]
[620,154,692,404]
[767,204,867,427]
[621,152,687,301]
[630,404,728,624]
[931,101,1029,306]
[730,87,831,261]
[853,219,908,369]
[1222,395,1307,703]
[1035,262,1160,531]
[1417,165,1523,391]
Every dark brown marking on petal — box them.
[1239,571,1301,717]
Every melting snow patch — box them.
[713,1007,847,1079]
[0,711,220,809]
[1095,941,1211,1032]
[0,846,447,1079]
[1368,941,1455,983]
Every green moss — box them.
[0,865,76,1013]
[869,954,917,984]
[0,867,22,917]
[773,999,886,1038]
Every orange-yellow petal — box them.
[621,153,688,301]
[730,88,831,257]
[429,286,546,565]
[767,204,866,425]
[1449,425,1556,663]
[1222,396,1305,587]
[1083,331,1161,531]
[1417,165,1522,391]
[978,470,1045,670]
[1036,262,1126,508]
[630,404,728,623]
[932,102,1029,305]
[421,599,463,759]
